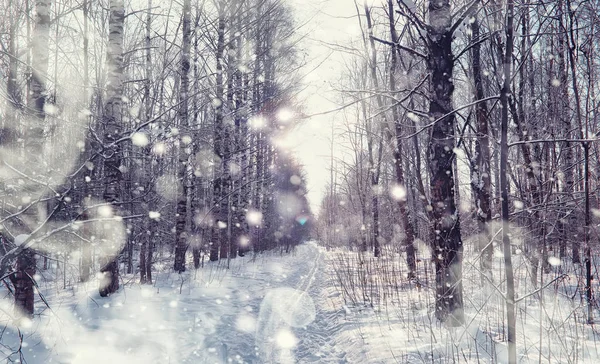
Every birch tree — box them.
[98,0,125,297]
[11,0,52,317]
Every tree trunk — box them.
[427,0,463,326]
[99,0,125,297]
[193,239,201,268]
[510,26,545,278]
[470,10,493,274]
[228,2,244,259]
[372,195,380,257]
[500,0,517,360]
[12,251,36,317]
[363,4,384,258]
[210,3,228,261]
[173,0,192,272]
[387,0,416,278]
[6,5,20,115]
[140,232,147,284]
[146,232,153,284]
[565,0,584,263]
[79,0,93,284]
[140,0,153,284]
[237,7,250,257]
[14,0,52,316]
[583,143,592,323]
[556,0,573,260]
[80,212,92,282]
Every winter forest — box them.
[1,0,600,362]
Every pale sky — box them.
[285,0,358,215]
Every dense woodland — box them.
[313,0,600,361]
[0,0,312,320]
[1,0,600,363]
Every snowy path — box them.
[4,242,352,364]
[233,241,348,363]
[177,241,351,363]
[291,244,349,363]
[192,241,343,363]
[258,241,349,363]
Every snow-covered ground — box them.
[1,241,600,363]
[0,242,340,363]
[326,243,600,364]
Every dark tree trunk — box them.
[583,143,592,323]
[237,0,252,258]
[193,244,201,269]
[140,233,147,284]
[228,2,244,260]
[140,0,153,284]
[372,195,380,257]
[80,213,93,282]
[127,235,134,274]
[210,3,228,262]
[565,0,584,263]
[387,0,416,278]
[470,10,493,274]
[146,235,153,284]
[364,5,384,258]
[555,0,573,261]
[79,0,92,284]
[427,0,463,326]
[99,260,119,297]
[173,0,192,273]
[12,249,36,317]
[500,0,517,359]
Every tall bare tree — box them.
[500,0,517,359]
[11,0,52,316]
[470,7,493,274]
[174,0,192,272]
[426,0,463,326]
[386,0,417,278]
[98,0,125,297]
